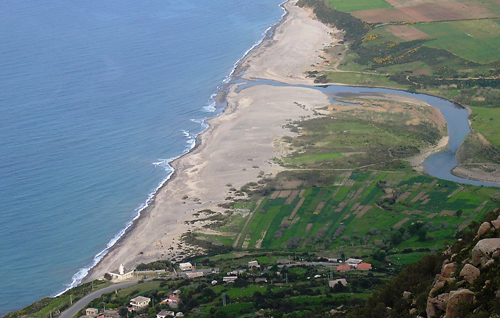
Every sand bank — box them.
[85,0,335,280]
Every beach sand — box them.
[85,0,334,280]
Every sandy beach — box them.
[85,0,334,280]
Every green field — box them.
[232,171,499,258]
[328,0,392,12]
[470,106,500,147]
[415,20,500,63]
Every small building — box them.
[329,279,348,288]
[108,264,134,282]
[336,264,352,272]
[175,313,184,317]
[255,278,268,283]
[328,258,338,263]
[248,260,259,268]
[357,263,372,271]
[157,311,175,318]
[223,276,238,283]
[178,262,193,271]
[86,308,99,317]
[185,271,204,279]
[211,280,218,285]
[130,296,151,311]
[345,258,363,265]
[172,289,181,297]
[162,296,179,309]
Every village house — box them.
[156,310,175,318]
[357,263,372,270]
[178,262,193,271]
[85,308,99,317]
[248,260,259,268]
[329,279,348,288]
[345,258,363,265]
[185,271,203,279]
[223,276,238,283]
[129,296,151,311]
[336,264,352,272]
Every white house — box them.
[85,308,99,317]
[248,260,259,268]
[223,276,238,283]
[130,296,151,311]
[345,258,363,265]
[157,310,175,318]
[178,262,193,271]
[108,264,134,282]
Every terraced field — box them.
[227,171,499,257]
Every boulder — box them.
[445,289,474,318]
[491,219,500,229]
[477,222,491,237]
[459,264,480,283]
[403,291,412,299]
[472,238,500,267]
[441,262,457,278]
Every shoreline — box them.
[83,0,334,282]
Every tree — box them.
[118,307,128,318]
[418,228,427,242]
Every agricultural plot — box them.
[235,171,498,256]
[328,0,393,12]
[470,106,500,147]
[414,20,500,63]
[350,0,500,23]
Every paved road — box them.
[59,281,138,318]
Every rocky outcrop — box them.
[471,238,500,267]
[444,289,475,318]
[441,262,457,278]
[459,264,480,283]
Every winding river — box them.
[237,80,500,188]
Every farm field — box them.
[224,171,500,259]
[470,106,500,148]
[349,0,500,23]
[328,0,392,12]
[414,20,500,63]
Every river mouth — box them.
[236,79,500,188]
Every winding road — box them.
[59,280,139,318]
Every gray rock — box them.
[491,219,500,229]
[403,291,412,299]
[459,264,480,283]
[441,262,457,278]
[472,238,500,267]
[477,222,491,237]
[445,289,474,318]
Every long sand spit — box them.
[85,0,334,280]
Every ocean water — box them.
[0,0,284,315]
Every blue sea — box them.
[0,0,284,315]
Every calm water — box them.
[0,0,284,315]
